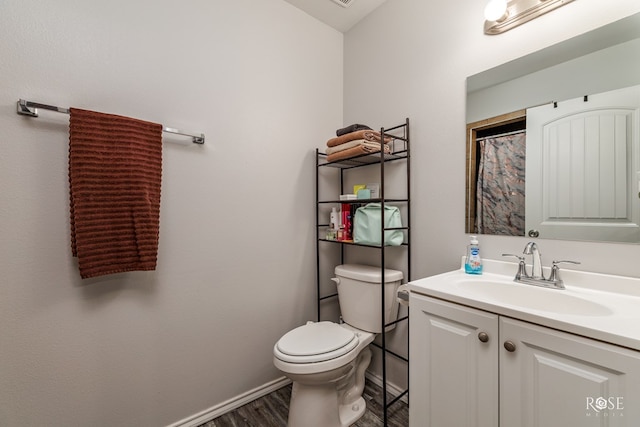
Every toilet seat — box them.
[275,321,359,363]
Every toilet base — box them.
[287,371,345,427]
[338,396,366,426]
[285,346,371,427]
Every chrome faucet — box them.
[523,242,542,279]
[503,242,580,290]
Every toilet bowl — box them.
[273,264,403,427]
[274,322,374,427]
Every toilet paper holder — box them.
[396,284,410,307]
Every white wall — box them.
[345,0,640,279]
[0,1,342,426]
[344,0,640,389]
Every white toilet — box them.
[273,264,403,427]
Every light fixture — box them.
[484,0,508,22]
[484,0,575,35]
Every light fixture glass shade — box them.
[484,0,508,22]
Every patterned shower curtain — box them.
[476,132,526,235]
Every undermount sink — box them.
[452,277,614,316]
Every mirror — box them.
[466,12,640,243]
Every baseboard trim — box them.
[365,372,409,405]
[169,371,406,426]
[167,376,292,427]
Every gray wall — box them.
[345,0,640,280]
[3,0,640,426]
[0,0,342,425]
[344,0,640,389]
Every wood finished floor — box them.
[201,379,409,427]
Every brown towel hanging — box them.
[68,108,163,279]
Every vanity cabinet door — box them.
[410,294,499,427]
[500,317,640,426]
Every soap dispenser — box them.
[465,235,483,275]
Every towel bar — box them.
[17,99,205,144]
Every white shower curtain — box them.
[476,132,526,235]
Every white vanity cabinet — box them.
[410,293,640,427]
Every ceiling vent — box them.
[330,0,355,8]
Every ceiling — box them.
[282,0,388,33]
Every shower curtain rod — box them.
[475,128,525,142]
[16,99,205,144]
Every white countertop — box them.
[408,259,640,351]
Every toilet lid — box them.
[275,322,358,363]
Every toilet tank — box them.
[334,264,404,333]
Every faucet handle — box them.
[552,260,581,266]
[502,254,526,280]
[548,260,581,283]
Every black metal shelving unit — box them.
[315,118,411,426]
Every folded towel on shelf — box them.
[69,108,163,279]
[326,142,391,163]
[325,139,384,155]
[336,123,372,136]
[326,129,393,147]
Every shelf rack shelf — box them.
[315,118,411,426]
